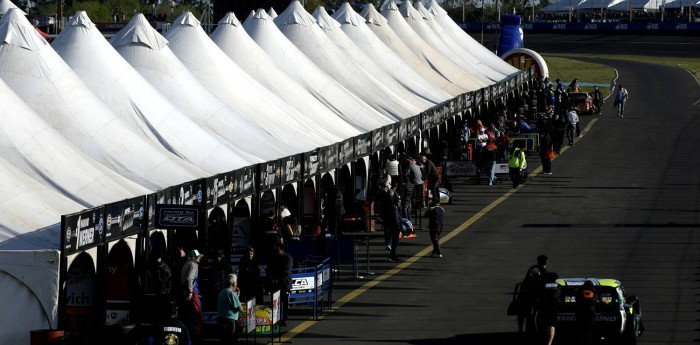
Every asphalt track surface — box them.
[264,37,700,345]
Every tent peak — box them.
[218,12,241,27]
[332,2,364,27]
[110,13,168,51]
[312,6,340,31]
[172,11,200,28]
[361,3,387,26]
[274,0,317,27]
[0,8,47,50]
[66,11,95,29]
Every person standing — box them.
[217,274,244,345]
[517,255,548,339]
[406,156,423,219]
[566,108,579,146]
[421,155,440,205]
[237,247,262,303]
[592,86,604,114]
[147,248,172,320]
[180,249,204,340]
[385,154,400,186]
[614,83,629,117]
[426,201,445,258]
[539,133,554,175]
[575,280,608,345]
[151,303,191,345]
[508,143,526,189]
[481,139,498,185]
[385,195,403,263]
[266,243,293,326]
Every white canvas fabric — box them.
[0,77,149,207]
[573,0,626,10]
[425,0,518,76]
[413,1,505,82]
[400,1,497,84]
[210,12,361,140]
[243,9,392,132]
[165,12,335,151]
[111,14,292,161]
[0,9,206,191]
[313,5,436,111]
[380,1,487,91]
[663,0,699,8]
[52,11,258,173]
[607,0,662,10]
[268,7,278,18]
[360,4,465,96]
[0,0,21,15]
[0,250,62,345]
[332,2,451,105]
[276,1,419,120]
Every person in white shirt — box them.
[566,109,579,146]
[614,83,629,117]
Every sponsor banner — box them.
[237,304,281,335]
[259,160,281,192]
[169,179,204,206]
[147,193,156,230]
[154,205,203,229]
[420,110,433,131]
[63,206,105,256]
[206,171,236,208]
[496,163,509,174]
[475,89,484,105]
[319,143,338,173]
[444,161,477,177]
[384,122,398,147]
[465,91,473,108]
[484,86,491,102]
[354,132,371,157]
[398,119,408,142]
[338,138,354,165]
[406,115,419,139]
[236,165,256,197]
[104,196,145,240]
[303,149,320,178]
[246,298,257,334]
[272,290,281,324]
[280,154,301,184]
[372,128,386,153]
[291,272,316,295]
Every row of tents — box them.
[540,0,700,12]
[0,0,520,343]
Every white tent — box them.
[400,1,499,84]
[268,7,278,18]
[414,1,505,82]
[608,0,665,9]
[111,14,293,162]
[0,76,149,207]
[210,12,361,140]
[312,5,435,111]
[0,9,207,191]
[539,0,587,12]
[164,12,337,150]
[424,0,518,76]
[331,2,451,105]
[0,0,20,15]
[243,9,393,132]
[275,1,419,120]
[663,0,700,8]
[573,0,626,10]
[52,11,259,173]
[381,2,488,91]
[360,4,466,96]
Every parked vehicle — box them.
[569,92,596,114]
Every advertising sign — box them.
[259,160,281,192]
[238,304,281,335]
[484,86,491,102]
[319,144,337,173]
[372,128,386,152]
[303,149,319,178]
[444,161,477,177]
[104,196,145,240]
[291,272,316,295]
[280,154,301,184]
[272,290,281,325]
[475,89,483,105]
[338,138,354,165]
[353,132,371,157]
[465,91,473,108]
[147,193,156,230]
[398,119,408,141]
[169,179,204,206]
[206,170,236,208]
[246,298,256,334]
[406,115,419,139]
[62,206,105,256]
[154,205,203,229]
[384,123,398,147]
[236,165,256,197]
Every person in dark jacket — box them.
[266,243,293,326]
[575,280,608,345]
[426,201,445,257]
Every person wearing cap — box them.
[150,302,191,345]
[180,249,204,339]
[217,273,244,345]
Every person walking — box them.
[217,274,244,345]
[421,155,440,205]
[539,133,554,175]
[517,255,549,339]
[614,83,629,117]
[426,201,445,258]
[592,86,604,114]
[575,280,609,345]
[508,142,526,189]
[481,139,498,185]
[538,272,562,345]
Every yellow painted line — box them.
[276,117,599,343]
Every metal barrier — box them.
[289,256,333,320]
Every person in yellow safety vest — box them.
[508,143,526,188]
